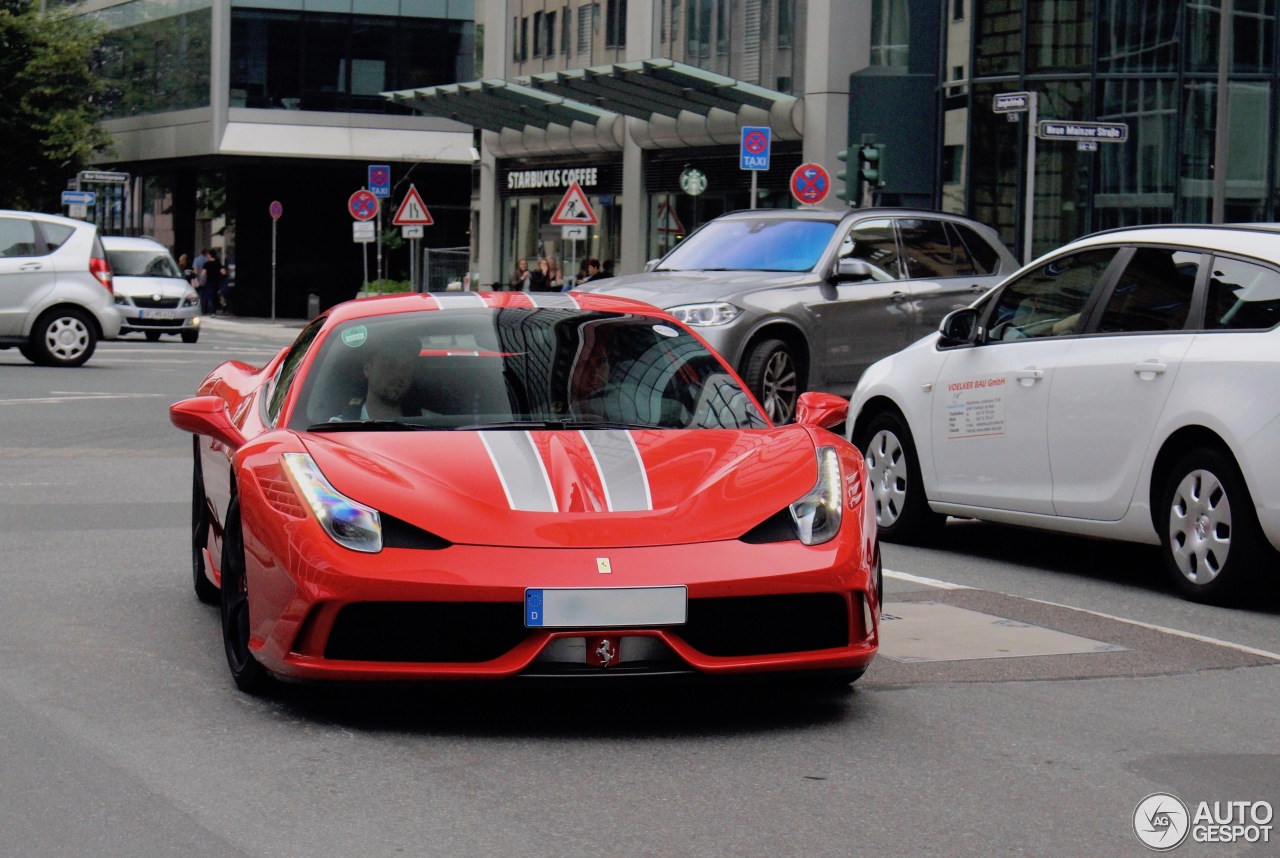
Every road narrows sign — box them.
[550,181,598,225]
[392,185,434,225]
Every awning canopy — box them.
[384,59,803,156]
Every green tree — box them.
[0,0,112,210]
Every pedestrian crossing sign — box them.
[392,185,434,225]
[549,182,598,226]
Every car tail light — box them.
[90,256,113,293]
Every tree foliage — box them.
[0,0,113,210]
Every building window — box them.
[512,16,519,61]
[870,0,909,68]
[533,11,545,57]
[606,0,627,48]
[777,0,793,48]
[688,0,712,56]
[562,6,571,54]
[92,5,212,118]
[942,145,964,183]
[716,0,729,54]
[578,4,596,55]
[520,16,529,62]
[952,0,964,21]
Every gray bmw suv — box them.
[582,208,1017,422]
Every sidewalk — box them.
[199,313,308,332]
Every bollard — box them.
[307,293,320,319]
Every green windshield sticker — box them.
[342,326,368,347]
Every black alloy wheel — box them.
[220,497,273,694]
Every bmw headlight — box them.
[790,446,843,545]
[667,302,742,327]
[283,452,382,552]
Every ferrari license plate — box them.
[141,310,175,319]
[524,586,686,628]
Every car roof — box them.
[0,209,95,229]
[1066,224,1280,259]
[711,206,995,224]
[101,235,170,251]
[322,291,674,327]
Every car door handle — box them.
[19,262,42,271]
[890,291,908,303]
[1014,368,1044,386]
[1133,361,1167,378]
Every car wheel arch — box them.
[26,301,105,341]
[1147,426,1240,533]
[738,323,810,389]
[851,396,908,448]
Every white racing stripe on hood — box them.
[479,431,558,512]
[581,430,652,512]
[433,292,489,309]
[527,293,580,309]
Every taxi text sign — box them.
[1037,120,1129,143]
[740,126,771,171]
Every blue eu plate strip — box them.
[526,589,544,627]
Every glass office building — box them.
[947,0,1280,260]
[73,0,477,317]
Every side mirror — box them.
[644,258,660,272]
[795,391,849,430]
[170,396,246,450]
[938,307,981,347]
[834,258,873,281]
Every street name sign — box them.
[78,170,129,184]
[1037,120,1129,143]
[993,92,1032,113]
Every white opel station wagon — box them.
[848,225,1280,604]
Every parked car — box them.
[0,210,121,366]
[170,292,879,694]
[848,224,1280,604]
[103,236,201,342]
[579,208,1017,423]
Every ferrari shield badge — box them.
[596,557,611,574]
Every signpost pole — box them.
[750,171,758,210]
[375,202,383,283]
[271,217,278,321]
[1023,92,1038,264]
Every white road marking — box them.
[885,567,1280,661]
[0,392,166,405]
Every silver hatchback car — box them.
[103,236,202,343]
[0,210,122,367]
[582,208,1017,422]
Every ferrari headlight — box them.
[790,446,843,545]
[282,452,382,553]
[667,302,742,326]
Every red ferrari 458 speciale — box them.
[170,291,879,693]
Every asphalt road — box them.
[1,318,1277,857]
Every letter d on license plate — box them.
[525,586,686,628]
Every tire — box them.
[28,307,97,367]
[145,331,162,342]
[742,338,800,424]
[1160,448,1266,604]
[856,411,944,545]
[181,330,199,344]
[220,497,274,694]
[191,441,219,605]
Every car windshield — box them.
[289,308,768,432]
[656,219,838,272]
[106,248,183,278]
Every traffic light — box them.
[835,149,855,204]
[858,143,885,188]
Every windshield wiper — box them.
[307,420,445,432]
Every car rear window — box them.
[657,219,837,272]
[41,222,76,251]
[1096,248,1200,333]
[1203,256,1280,330]
[951,223,1001,275]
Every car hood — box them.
[301,427,819,548]
[583,270,811,308]
[114,276,192,299]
